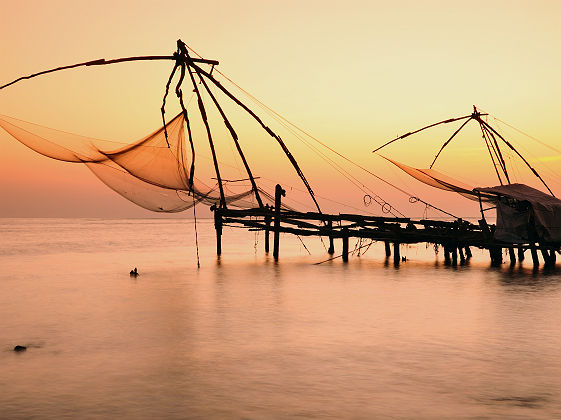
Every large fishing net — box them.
[0,113,279,212]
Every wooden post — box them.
[452,246,458,265]
[540,244,552,267]
[444,244,451,264]
[342,228,349,263]
[517,247,525,262]
[464,246,472,259]
[508,247,516,265]
[264,205,271,253]
[273,184,285,262]
[213,205,223,256]
[496,247,503,265]
[550,250,557,266]
[384,241,391,258]
[328,220,335,255]
[459,246,466,264]
[393,242,400,265]
[530,244,539,267]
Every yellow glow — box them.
[1,1,560,217]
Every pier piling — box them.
[273,184,285,262]
[530,244,539,267]
[328,220,335,255]
[393,242,400,265]
[517,247,525,262]
[264,205,271,253]
[384,241,391,258]
[342,228,349,262]
[508,247,516,265]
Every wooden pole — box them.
[540,244,552,267]
[444,244,451,264]
[373,115,472,153]
[186,58,227,209]
[517,247,525,262]
[459,246,466,264]
[213,206,223,256]
[385,241,391,258]
[480,119,555,196]
[328,220,335,255]
[508,247,516,265]
[393,242,400,265]
[464,246,472,259]
[452,246,458,265]
[550,250,557,266]
[342,228,349,263]
[491,247,503,266]
[264,205,271,253]
[273,184,285,262]
[195,70,264,208]
[530,244,539,267]
[193,63,322,213]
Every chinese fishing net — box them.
[0,113,279,212]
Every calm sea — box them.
[1,218,561,419]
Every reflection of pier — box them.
[213,184,560,268]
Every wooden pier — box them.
[212,184,561,268]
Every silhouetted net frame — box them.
[0,40,312,213]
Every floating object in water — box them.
[130,267,139,277]
[13,345,27,352]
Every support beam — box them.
[273,184,285,262]
[464,246,472,259]
[517,247,525,262]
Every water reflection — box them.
[2,219,561,418]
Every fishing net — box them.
[0,113,278,212]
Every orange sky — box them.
[1,0,560,218]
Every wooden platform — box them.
[211,185,560,268]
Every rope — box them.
[296,235,312,255]
[183,42,457,219]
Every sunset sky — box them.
[1,0,560,218]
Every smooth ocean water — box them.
[1,218,561,419]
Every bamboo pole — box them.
[191,62,323,213]
[373,115,472,153]
[194,69,264,208]
[186,56,227,209]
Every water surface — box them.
[1,218,561,419]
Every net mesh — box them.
[0,113,278,212]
